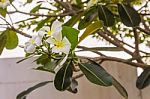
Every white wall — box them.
[0,57,149,99]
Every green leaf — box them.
[79,62,112,86]
[78,7,97,30]
[0,32,7,55]
[27,0,32,3]
[64,13,83,27]
[0,8,7,17]
[112,78,128,99]
[35,54,58,73]
[35,54,50,65]
[79,21,102,43]
[5,30,18,49]
[30,4,42,13]
[98,5,115,26]
[35,60,58,73]
[62,26,79,50]
[16,81,52,99]
[118,4,141,27]
[9,0,14,3]
[54,61,73,91]
[136,67,150,89]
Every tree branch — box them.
[97,31,134,56]
[10,27,32,38]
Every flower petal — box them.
[35,36,42,46]
[51,26,62,37]
[46,37,56,45]
[51,20,63,31]
[24,44,35,53]
[54,32,62,41]
[62,45,71,54]
[52,46,62,53]
[0,0,10,9]
[62,37,71,46]
[38,26,51,37]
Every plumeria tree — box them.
[0,0,150,99]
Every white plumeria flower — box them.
[24,35,42,53]
[0,0,10,9]
[87,0,98,8]
[38,20,63,37]
[46,32,71,54]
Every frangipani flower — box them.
[0,0,10,9]
[46,32,71,54]
[24,35,42,53]
[87,0,98,8]
[38,20,63,37]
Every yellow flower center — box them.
[30,39,35,44]
[55,40,64,48]
[47,29,55,36]
[47,30,52,36]
[0,0,5,3]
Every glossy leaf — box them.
[35,54,58,73]
[9,0,14,3]
[62,26,79,50]
[98,5,115,26]
[79,21,102,43]
[0,8,7,17]
[136,67,150,89]
[79,62,112,86]
[78,7,97,30]
[5,30,18,49]
[112,78,128,99]
[35,54,50,65]
[64,13,83,27]
[16,81,52,99]
[27,0,32,3]
[54,61,73,91]
[0,32,7,55]
[118,4,141,27]
[30,4,42,13]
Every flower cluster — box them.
[0,0,10,9]
[24,20,71,55]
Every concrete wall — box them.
[0,57,149,99]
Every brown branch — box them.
[103,27,148,54]
[93,56,148,69]
[136,27,150,35]
[97,31,134,56]
[8,9,83,18]
[10,27,32,38]
[73,73,84,80]
[133,28,144,63]
[77,45,106,56]
[78,56,148,69]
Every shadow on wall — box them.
[0,57,149,99]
